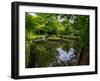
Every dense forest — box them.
[25,12,89,68]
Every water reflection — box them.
[27,39,80,68]
[49,48,76,67]
[57,48,76,62]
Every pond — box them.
[26,37,81,68]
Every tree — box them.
[73,15,89,48]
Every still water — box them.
[26,39,81,68]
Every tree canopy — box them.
[25,12,89,48]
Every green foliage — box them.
[73,15,89,47]
[62,19,74,35]
[25,12,89,67]
[25,13,74,36]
